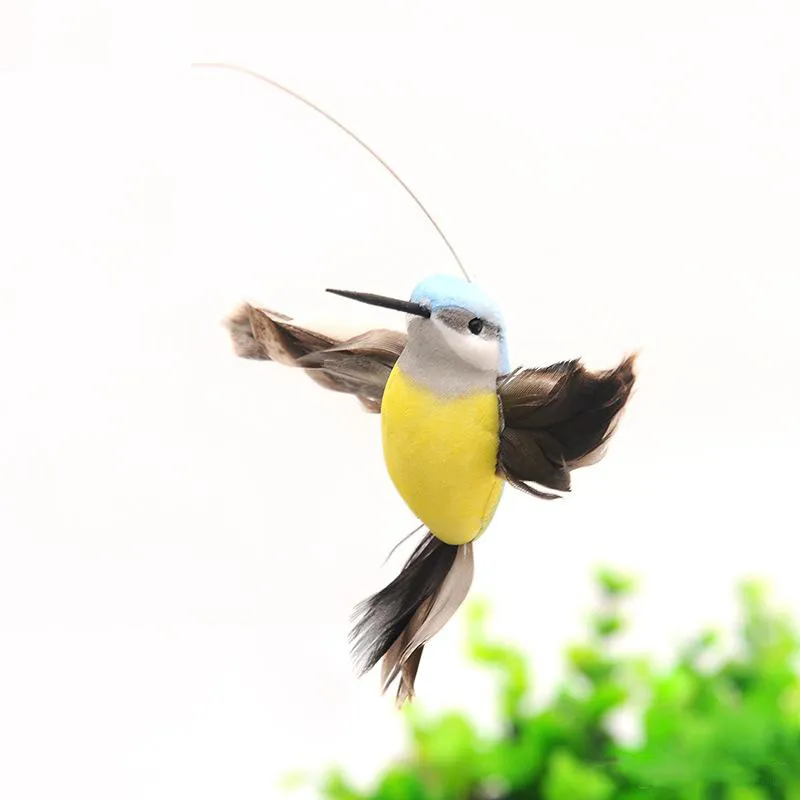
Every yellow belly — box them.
[380,367,504,545]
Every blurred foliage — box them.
[296,570,800,799]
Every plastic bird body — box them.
[381,275,507,547]
[382,365,503,545]
[227,274,636,704]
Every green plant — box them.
[295,570,800,799]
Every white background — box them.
[1,2,799,798]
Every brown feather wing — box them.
[497,354,637,497]
[225,303,406,412]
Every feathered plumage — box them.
[226,294,636,702]
[226,303,406,412]
[350,534,473,705]
[228,302,636,496]
[497,356,637,497]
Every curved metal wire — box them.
[192,61,471,282]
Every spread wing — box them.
[226,303,407,413]
[497,354,637,498]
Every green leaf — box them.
[726,787,769,800]
[592,612,625,639]
[567,644,613,684]
[372,766,426,800]
[319,770,364,800]
[542,749,616,800]
[595,568,636,598]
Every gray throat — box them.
[396,318,498,397]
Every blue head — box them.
[410,274,510,374]
[327,274,510,375]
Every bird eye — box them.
[468,318,484,335]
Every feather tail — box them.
[350,534,474,706]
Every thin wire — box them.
[191,61,471,283]
[382,523,425,567]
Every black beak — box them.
[326,288,431,318]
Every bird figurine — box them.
[196,60,636,704]
[226,274,636,704]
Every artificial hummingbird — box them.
[197,62,637,704]
[226,276,636,704]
